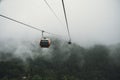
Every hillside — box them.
[0,39,120,80]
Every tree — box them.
[32,75,42,80]
[82,45,110,80]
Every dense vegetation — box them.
[0,39,120,80]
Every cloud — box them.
[0,0,120,47]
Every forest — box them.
[0,39,120,80]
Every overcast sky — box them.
[0,0,120,47]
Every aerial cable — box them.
[43,0,64,25]
[61,0,72,44]
[0,14,61,36]
[0,14,43,32]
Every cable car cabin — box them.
[68,41,72,44]
[40,38,51,48]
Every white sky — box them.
[0,0,120,47]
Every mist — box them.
[0,38,120,79]
[0,0,120,47]
[0,0,120,79]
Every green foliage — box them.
[0,40,120,80]
[32,75,42,80]
[1,77,8,80]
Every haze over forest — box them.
[0,39,120,80]
[0,0,120,80]
[0,0,120,47]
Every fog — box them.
[0,0,120,47]
[0,1,120,79]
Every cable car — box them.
[68,41,71,44]
[40,37,51,48]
